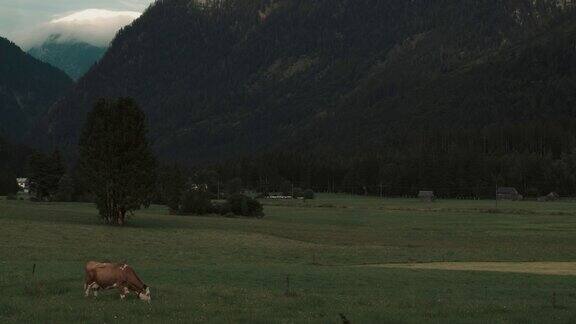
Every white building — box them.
[16,178,29,193]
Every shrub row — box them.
[178,191,264,218]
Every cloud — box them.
[16,9,141,49]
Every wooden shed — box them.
[418,191,435,202]
[496,187,523,201]
[537,192,559,202]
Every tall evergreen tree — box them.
[46,150,65,196]
[26,151,49,200]
[27,150,65,200]
[158,165,188,214]
[79,98,157,225]
[55,174,75,202]
[0,171,18,196]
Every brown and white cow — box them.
[84,261,151,302]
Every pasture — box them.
[2,195,576,323]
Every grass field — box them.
[2,194,576,323]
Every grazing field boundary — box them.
[360,262,576,276]
[262,198,576,217]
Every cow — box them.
[84,261,151,302]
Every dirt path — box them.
[365,262,576,276]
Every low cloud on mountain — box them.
[15,9,141,49]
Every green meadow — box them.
[2,195,576,323]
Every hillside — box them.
[28,35,107,80]
[0,37,72,140]
[32,0,576,164]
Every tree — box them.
[158,165,188,214]
[79,98,157,225]
[27,151,49,200]
[179,190,214,215]
[280,180,292,196]
[293,187,304,198]
[225,177,243,196]
[303,189,315,200]
[46,150,66,196]
[0,171,18,196]
[226,194,264,218]
[55,174,75,202]
[27,150,65,201]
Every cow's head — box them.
[138,286,151,302]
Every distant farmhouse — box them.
[17,178,29,193]
[190,183,208,191]
[418,191,435,202]
[266,192,293,199]
[496,187,523,201]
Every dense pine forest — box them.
[28,0,576,197]
[0,135,32,194]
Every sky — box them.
[0,0,156,48]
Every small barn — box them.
[496,187,523,201]
[418,191,435,202]
[537,192,560,202]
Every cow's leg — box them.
[85,282,95,297]
[84,272,91,297]
[85,282,97,297]
[117,284,129,300]
[90,283,100,297]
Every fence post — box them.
[495,183,498,209]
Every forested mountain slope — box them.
[0,135,31,177]
[0,37,72,140]
[33,0,576,165]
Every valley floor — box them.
[1,195,576,323]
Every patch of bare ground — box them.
[364,262,576,276]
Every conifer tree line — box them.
[2,97,266,224]
[2,149,82,202]
[186,122,576,199]
[11,117,576,203]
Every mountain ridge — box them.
[28,35,107,80]
[0,36,72,140]
[31,0,576,162]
